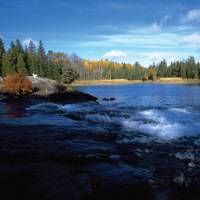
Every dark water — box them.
[2,84,200,200]
[1,84,200,143]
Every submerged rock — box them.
[65,113,85,121]
[47,91,97,103]
[175,151,195,161]
[103,97,116,101]
[188,162,196,168]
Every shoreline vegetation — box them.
[73,78,200,86]
[1,38,200,87]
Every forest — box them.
[0,38,200,83]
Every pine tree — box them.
[0,38,5,76]
[27,41,37,74]
[37,40,47,77]
[2,53,15,76]
[8,41,17,71]
[28,40,36,54]
[180,64,187,78]
[62,67,79,84]
[157,60,167,77]
[15,39,24,55]
[17,54,27,74]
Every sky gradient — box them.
[1,0,200,66]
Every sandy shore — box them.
[72,78,200,86]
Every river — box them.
[1,84,200,141]
[1,84,200,199]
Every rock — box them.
[175,151,195,161]
[188,162,196,168]
[47,91,97,103]
[103,97,116,101]
[145,149,150,154]
[82,162,153,199]
[109,154,120,161]
[194,139,200,147]
[0,76,98,103]
[65,113,85,121]
[58,139,114,161]
[173,172,185,187]
[28,76,66,95]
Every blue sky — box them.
[1,0,200,66]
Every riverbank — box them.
[0,76,97,103]
[72,78,200,86]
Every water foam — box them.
[122,108,200,140]
[26,103,62,112]
[169,107,190,114]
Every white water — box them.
[122,108,200,140]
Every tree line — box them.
[0,38,200,83]
[149,57,200,79]
[0,38,79,84]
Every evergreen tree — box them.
[62,67,79,84]
[17,54,27,74]
[157,60,167,77]
[2,53,15,76]
[8,41,17,71]
[0,38,5,76]
[15,39,24,55]
[180,64,187,78]
[37,40,47,77]
[28,40,36,54]
[27,41,37,74]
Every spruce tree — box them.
[27,41,37,74]
[8,41,17,71]
[37,40,47,77]
[2,53,15,76]
[62,67,79,84]
[0,38,5,76]
[17,54,27,74]
[15,39,24,55]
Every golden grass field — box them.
[72,78,200,86]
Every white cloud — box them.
[181,9,200,23]
[103,50,127,59]
[22,37,39,47]
[147,22,162,32]
[121,51,200,67]
[181,33,200,49]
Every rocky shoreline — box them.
[1,77,200,199]
[0,125,200,199]
[0,76,98,104]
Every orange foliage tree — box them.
[4,73,33,95]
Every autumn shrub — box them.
[4,73,33,96]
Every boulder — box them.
[28,76,66,95]
[0,76,98,103]
[47,91,98,103]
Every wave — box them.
[26,103,63,113]
[122,108,200,140]
[168,107,190,114]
